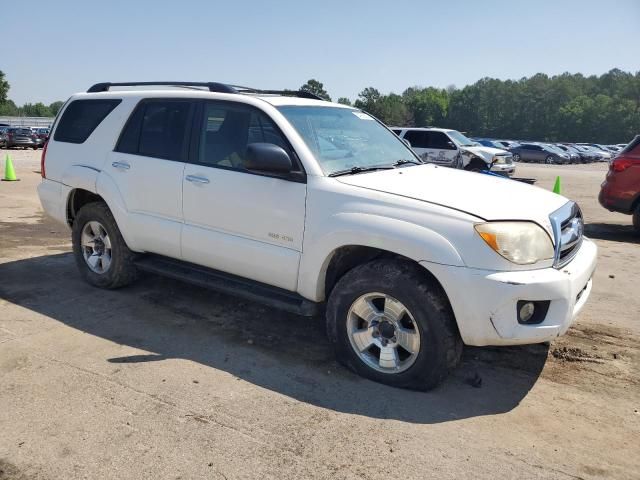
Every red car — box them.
[599,135,640,232]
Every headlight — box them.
[474,222,554,265]
[492,155,505,164]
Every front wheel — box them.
[545,155,554,164]
[633,203,640,234]
[72,202,138,289]
[326,259,462,390]
[513,153,520,162]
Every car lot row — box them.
[0,125,50,149]
[473,138,624,164]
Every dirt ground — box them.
[0,149,638,480]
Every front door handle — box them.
[185,175,210,184]
[112,161,130,170]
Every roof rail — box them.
[86,82,324,100]
[87,81,237,93]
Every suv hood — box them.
[337,164,567,232]
[460,145,509,163]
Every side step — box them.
[134,255,320,317]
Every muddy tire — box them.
[72,201,138,289]
[326,258,462,391]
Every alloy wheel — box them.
[81,221,112,274]
[347,293,421,374]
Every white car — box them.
[38,81,597,390]
[391,127,516,176]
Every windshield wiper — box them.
[328,166,394,177]
[392,158,422,166]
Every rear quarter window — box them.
[54,99,121,144]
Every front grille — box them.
[549,202,583,268]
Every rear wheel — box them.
[326,259,462,390]
[72,202,138,289]
[633,203,640,234]
[545,155,554,164]
[513,153,520,162]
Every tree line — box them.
[0,70,637,143]
[301,70,640,144]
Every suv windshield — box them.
[446,130,476,147]
[277,106,417,175]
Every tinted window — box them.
[198,102,290,170]
[403,130,429,148]
[391,129,402,136]
[116,100,191,161]
[54,99,121,143]
[431,131,455,149]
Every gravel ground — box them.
[0,150,638,479]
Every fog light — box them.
[519,302,535,323]
[516,300,550,325]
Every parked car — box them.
[392,127,515,176]
[38,81,597,390]
[541,144,573,164]
[4,127,38,149]
[599,135,640,233]
[31,127,50,148]
[570,145,601,162]
[474,138,507,149]
[555,144,588,163]
[494,140,522,151]
[575,144,612,162]
[510,143,570,164]
[0,126,10,147]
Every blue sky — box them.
[6,0,639,105]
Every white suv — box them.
[391,127,516,176]
[38,81,597,390]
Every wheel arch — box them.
[298,214,465,302]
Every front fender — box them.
[297,212,464,301]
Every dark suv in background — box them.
[3,127,38,149]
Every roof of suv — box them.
[75,82,347,109]
[72,89,342,108]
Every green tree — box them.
[49,101,65,116]
[0,70,9,104]
[300,79,331,101]
[21,102,52,117]
[337,97,352,106]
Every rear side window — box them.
[403,130,429,148]
[116,100,192,161]
[54,99,121,143]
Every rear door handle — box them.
[185,175,210,184]
[112,161,130,170]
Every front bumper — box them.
[422,238,597,346]
[490,163,515,177]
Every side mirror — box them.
[447,141,456,149]
[245,143,293,174]
[402,138,411,148]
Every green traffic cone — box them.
[2,154,18,181]
[552,176,561,194]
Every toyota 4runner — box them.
[38,81,597,390]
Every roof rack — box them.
[86,82,324,100]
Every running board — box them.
[134,255,320,317]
